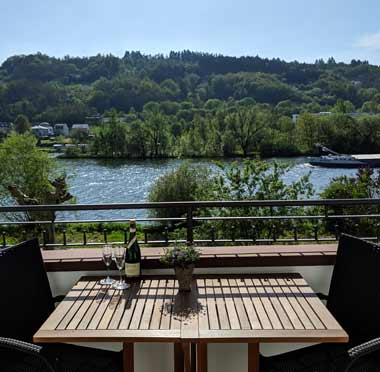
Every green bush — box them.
[320,168,380,236]
[148,162,213,219]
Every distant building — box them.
[71,124,90,136]
[32,125,50,138]
[0,122,13,135]
[38,122,54,136]
[54,123,69,137]
[291,114,300,123]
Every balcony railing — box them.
[1,198,380,249]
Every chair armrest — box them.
[0,337,55,372]
[0,337,42,354]
[348,337,380,360]
[316,292,329,301]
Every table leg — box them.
[197,343,207,372]
[182,342,191,372]
[191,343,196,372]
[248,343,259,372]
[123,342,134,372]
[174,343,184,372]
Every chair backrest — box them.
[327,234,380,344]
[0,238,55,342]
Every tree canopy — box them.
[0,51,379,123]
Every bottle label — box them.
[128,234,137,249]
[125,262,140,277]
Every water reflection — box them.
[57,157,358,221]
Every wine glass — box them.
[112,245,129,290]
[99,245,115,285]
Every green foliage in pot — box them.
[160,244,200,268]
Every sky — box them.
[1,0,380,64]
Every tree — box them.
[0,133,73,241]
[92,115,128,157]
[143,106,170,157]
[333,99,355,114]
[14,114,31,134]
[225,107,265,157]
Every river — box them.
[56,157,358,221]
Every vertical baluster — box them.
[22,230,27,241]
[103,229,107,244]
[252,225,257,244]
[2,231,6,247]
[83,229,87,245]
[324,205,329,219]
[210,226,215,244]
[186,207,193,244]
[164,226,169,244]
[124,228,128,244]
[376,223,380,243]
[334,224,340,240]
[293,224,298,242]
[354,223,359,237]
[231,225,236,242]
[314,223,319,241]
[272,223,277,242]
[144,231,148,244]
[42,230,47,247]
[62,229,67,246]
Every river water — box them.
[57,157,358,221]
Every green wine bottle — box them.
[125,219,141,278]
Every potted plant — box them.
[160,243,200,291]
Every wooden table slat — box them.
[140,279,158,330]
[41,280,89,331]
[87,286,116,330]
[35,274,348,346]
[205,279,219,330]
[108,287,131,330]
[261,278,293,330]
[221,279,242,330]
[228,279,251,330]
[272,279,304,330]
[98,289,122,330]
[251,278,282,330]
[118,283,142,330]
[171,280,182,331]
[160,279,174,330]
[291,277,342,330]
[150,279,166,330]
[236,279,262,330]
[197,279,210,331]
[57,281,96,330]
[129,280,150,330]
[65,281,99,330]
[213,279,230,330]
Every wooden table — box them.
[34,274,348,372]
[193,274,348,372]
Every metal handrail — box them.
[0,198,379,212]
[0,198,379,248]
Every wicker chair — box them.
[0,238,122,372]
[261,234,380,372]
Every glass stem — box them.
[120,269,123,284]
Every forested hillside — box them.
[1,51,380,123]
[2,51,380,158]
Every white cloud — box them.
[355,31,380,51]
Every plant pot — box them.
[174,264,194,291]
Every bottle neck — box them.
[128,225,137,248]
